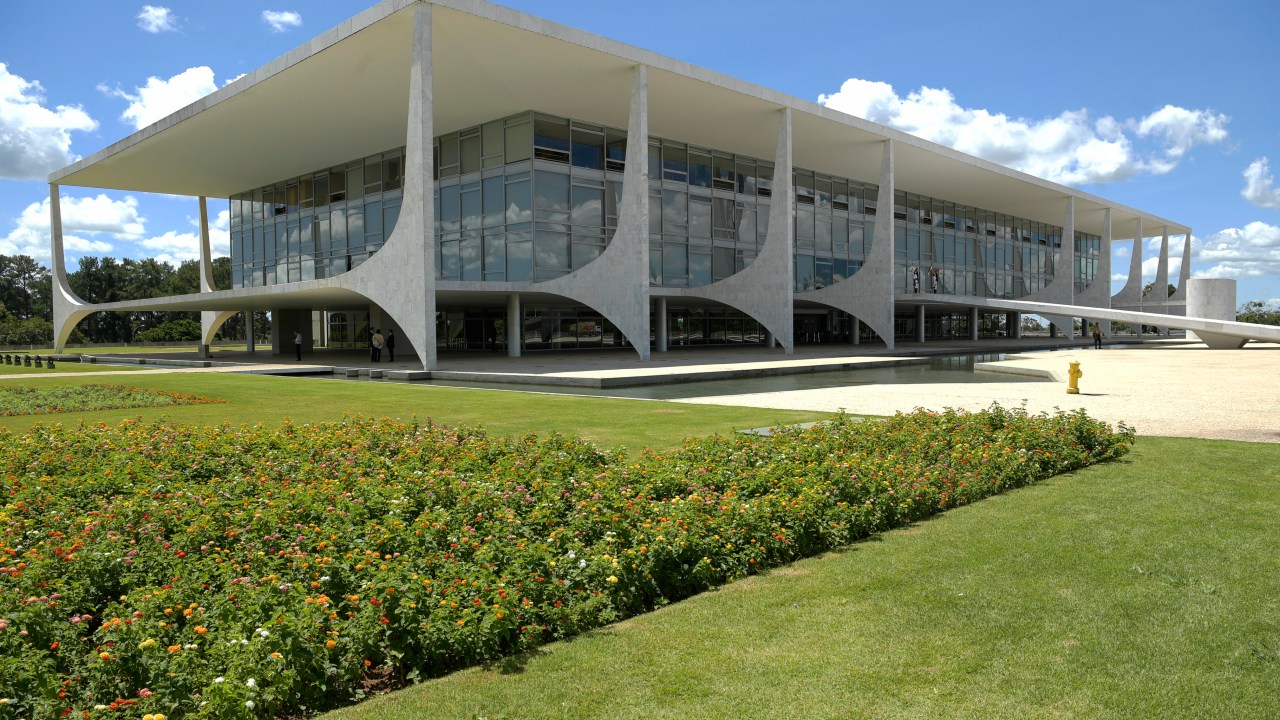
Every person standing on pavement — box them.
[386,329,396,362]
[371,329,385,362]
[293,330,303,361]
[1091,322,1103,349]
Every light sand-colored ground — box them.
[674,343,1280,443]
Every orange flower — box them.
[194,626,208,635]
[167,645,181,654]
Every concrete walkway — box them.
[672,342,1280,444]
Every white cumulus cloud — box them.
[262,10,302,32]
[137,6,178,33]
[817,78,1229,185]
[0,63,98,180]
[1193,221,1280,281]
[98,66,218,131]
[1,194,145,262]
[1242,157,1280,209]
[136,208,232,264]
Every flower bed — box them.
[0,406,1132,718]
[0,384,226,416]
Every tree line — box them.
[0,254,267,346]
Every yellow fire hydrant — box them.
[1067,360,1082,394]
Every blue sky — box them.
[1,0,1277,304]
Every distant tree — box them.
[134,318,202,343]
[0,254,51,320]
[1237,300,1280,326]
[1020,316,1044,332]
[0,300,53,345]
[1142,281,1176,298]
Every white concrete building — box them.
[48,0,1275,367]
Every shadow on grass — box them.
[480,627,620,675]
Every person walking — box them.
[371,328,385,362]
[293,330,303,361]
[385,329,396,362]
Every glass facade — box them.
[227,110,1099,304]
[890,190,1100,298]
[228,148,405,288]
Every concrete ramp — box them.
[921,294,1280,348]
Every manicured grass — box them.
[320,436,1280,720]
[0,361,146,375]
[0,373,827,452]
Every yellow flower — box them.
[607,575,618,583]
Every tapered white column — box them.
[539,64,651,358]
[197,196,236,357]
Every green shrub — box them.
[0,406,1132,718]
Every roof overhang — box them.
[50,0,1188,240]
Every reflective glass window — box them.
[364,157,382,193]
[507,234,532,281]
[482,176,504,227]
[461,182,482,231]
[383,155,402,191]
[461,236,481,280]
[440,240,460,278]
[662,189,687,234]
[535,230,570,271]
[796,208,815,248]
[689,195,711,238]
[534,170,570,223]
[689,150,712,188]
[347,164,363,202]
[571,126,604,170]
[383,201,400,239]
[439,184,460,233]
[662,142,688,182]
[329,210,346,254]
[365,200,382,240]
[570,185,603,233]
[483,232,505,280]
[533,116,570,163]
[689,249,711,286]
[605,129,627,171]
[505,175,531,225]
[663,242,688,284]
[572,240,602,270]
[329,170,346,203]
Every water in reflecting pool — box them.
[320,353,1038,400]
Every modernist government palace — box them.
[47,0,1278,369]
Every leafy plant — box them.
[0,406,1132,718]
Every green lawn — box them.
[2,372,1274,719]
[0,361,146,375]
[0,372,827,452]
[318,436,1279,720]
